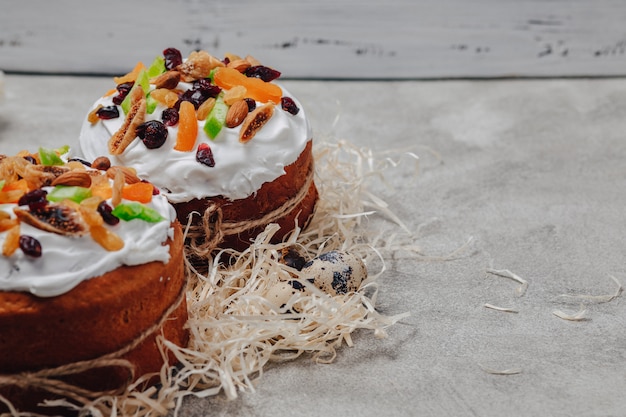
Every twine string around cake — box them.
[188,162,315,259]
[0,274,187,409]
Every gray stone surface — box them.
[1,75,626,416]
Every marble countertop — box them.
[1,74,625,416]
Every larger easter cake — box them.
[0,148,188,413]
[78,48,318,255]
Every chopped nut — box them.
[223,85,247,105]
[196,97,216,121]
[51,171,92,188]
[227,59,252,73]
[91,156,111,171]
[225,99,250,128]
[245,55,262,67]
[107,166,140,184]
[177,50,224,82]
[151,70,181,90]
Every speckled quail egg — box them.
[301,250,367,295]
[264,280,309,310]
[276,245,308,271]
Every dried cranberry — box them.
[96,105,120,120]
[178,83,221,109]
[244,98,257,112]
[19,235,42,257]
[163,47,183,70]
[162,108,179,126]
[281,97,300,115]
[97,201,120,225]
[18,189,47,207]
[113,82,134,105]
[136,120,168,149]
[68,157,92,167]
[22,155,37,164]
[196,143,215,167]
[244,65,281,82]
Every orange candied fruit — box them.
[213,67,282,104]
[174,101,198,152]
[113,61,147,85]
[122,182,154,203]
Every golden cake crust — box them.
[177,140,318,252]
[0,221,188,412]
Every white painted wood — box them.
[2,0,626,78]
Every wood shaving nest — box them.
[26,138,419,417]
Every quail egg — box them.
[301,250,367,295]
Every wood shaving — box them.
[552,305,589,322]
[556,275,623,304]
[483,303,518,313]
[18,139,418,416]
[478,364,523,375]
[486,268,529,297]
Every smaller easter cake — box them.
[79,48,318,255]
[0,147,188,413]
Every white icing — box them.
[0,190,176,298]
[78,82,311,203]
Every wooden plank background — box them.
[2,0,626,79]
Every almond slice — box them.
[51,171,92,188]
[151,70,181,89]
[225,99,249,128]
[239,104,274,143]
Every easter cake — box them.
[0,148,188,412]
[78,48,318,255]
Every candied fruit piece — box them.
[38,146,64,166]
[47,186,92,204]
[90,224,124,251]
[147,55,166,78]
[174,101,198,151]
[112,202,164,223]
[122,182,154,203]
[203,95,228,140]
[213,67,282,104]
[2,225,20,256]
[113,62,147,85]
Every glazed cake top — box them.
[0,149,176,297]
[78,48,311,203]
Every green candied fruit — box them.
[147,56,166,78]
[146,93,158,114]
[47,186,92,203]
[0,179,5,191]
[111,202,165,223]
[203,95,228,140]
[38,146,65,166]
[121,70,151,114]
